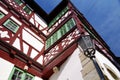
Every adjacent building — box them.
[0,0,120,80]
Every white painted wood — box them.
[49,48,83,80]
[10,16,22,26]
[0,6,8,14]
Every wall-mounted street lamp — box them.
[78,35,105,80]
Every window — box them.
[23,6,31,14]
[107,68,118,80]
[104,64,119,80]
[14,0,23,5]
[0,12,5,19]
[9,67,34,80]
[46,18,76,49]
[48,6,69,27]
[3,19,20,33]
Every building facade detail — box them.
[0,0,120,80]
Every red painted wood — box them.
[34,45,45,61]
[42,43,77,78]
[1,0,117,79]
[44,29,80,65]
[0,49,43,77]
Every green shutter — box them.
[24,73,34,80]
[3,19,20,33]
[23,6,31,14]
[46,18,76,49]
[9,67,34,80]
[57,30,62,40]
[14,0,23,5]
[53,33,57,43]
[0,12,5,19]
[48,6,69,27]
[8,67,24,80]
[65,24,69,32]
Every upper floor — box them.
[0,0,120,79]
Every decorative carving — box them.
[5,0,30,19]
[44,29,80,65]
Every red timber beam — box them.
[41,5,85,78]
[0,1,45,63]
[43,28,81,65]
[42,43,78,79]
[0,0,46,40]
[0,39,43,77]
[94,40,120,70]
[68,2,120,71]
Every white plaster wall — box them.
[49,48,83,80]
[0,58,14,80]
[29,14,47,28]
[34,76,43,80]
[95,51,120,80]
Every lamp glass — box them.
[78,35,95,52]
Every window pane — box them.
[3,19,19,33]
[61,26,66,36]
[48,6,69,27]
[53,33,57,43]
[66,18,76,29]
[46,38,51,49]
[14,0,23,5]
[23,6,31,14]
[57,30,62,39]
[65,24,69,32]
[46,18,76,49]
[9,67,34,80]
[50,36,54,45]
[11,69,23,80]
[25,74,33,80]
[0,12,5,19]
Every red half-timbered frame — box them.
[0,0,120,79]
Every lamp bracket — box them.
[84,48,95,58]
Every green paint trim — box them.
[82,24,100,42]
[0,12,5,19]
[14,0,23,6]
[3,19,20,33]
[46,18,76,49]
[23,6,32,14]
[8,67,24,80]
[8,67,34,80]
[48,6,69,27]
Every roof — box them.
[24,0,69,23]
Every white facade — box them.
[0,58,43,80]
[49,47,120,80]
[95,51,120,80]
[0,58,14,80]
[50,48,83,80]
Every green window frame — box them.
[23,6,32,14]
[14,0,23,5]
[8,67,34,80]
[48,6,69,27]
[3,19,20,33]
[46,18,76,49]
[0,12,5,19]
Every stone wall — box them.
[79,52,100,80]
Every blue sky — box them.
[35,0,120,57]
